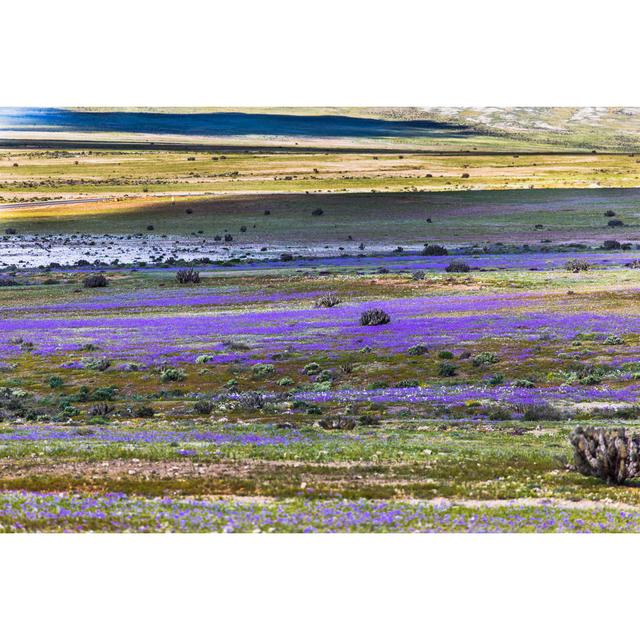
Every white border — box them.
[4,0,640,105]
[1,534,635,638]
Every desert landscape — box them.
[2,107,640,531]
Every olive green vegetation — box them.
[2,266,640,506]
[5,186,640,245]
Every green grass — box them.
[5,187,640,242]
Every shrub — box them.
[0,278,18,287]
[83,273,108,288]
[48,375,64,389]
[193,399,214,415]
[360,308,391,326]
[236,391,267,411]
[487,406,513,421]
[223,379,238,391]
[603,334,624,345]
[311,208,324,216]
[607,219,624,227]
[90,386,117,401]
[195,354,214,364]
[160,367,186,383]
[407,343,429,356]
[604,210,616,217]
[316,369,333,382]
[176,268,200,284]
[445,260,470,273]
[277,377,293,387]
[570,426,640,484]
[251,363,275,378]
[318,416,356,430]
[421,244,448,256]
[82,357,111,371]
[438,350,454,359]
[565,258,590,272]
[132,405,155,418]
[412,270,426,281]
[472,352,500,367]
[315,294,342,308]
[89,402,113,417]
[280,252,294,262]
[438,362,457,377]
[487,373,504,386]
[303,362,321,375]
[602,240,622,250]
[5,228,17,235]
[523,402,565,421]
[512,379,535,388]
